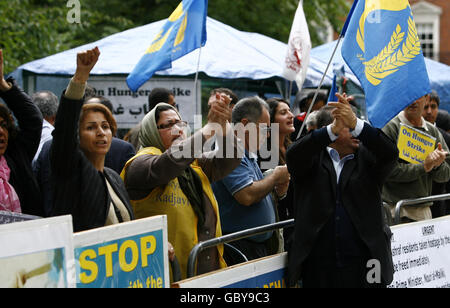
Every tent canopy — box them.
[13,17,328,90]
[12,17,450,110]
[16,17,286,80]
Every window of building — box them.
[411,1,442,61]
[417,22,435,59]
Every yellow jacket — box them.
[121,147,226,280]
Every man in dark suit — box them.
[286,93,398,288]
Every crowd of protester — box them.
[1,46,449,287]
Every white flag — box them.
[283,0,311,90]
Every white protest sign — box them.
[174,253,287,288]
[0,215,75,288]
[389,215,450,288]
[0,210,40,225]
[88,76,201,129]
[73,215,169,288]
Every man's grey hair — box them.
[315,105,335,129]
[231,96,269,124]
[305,110,319,130]
[315,104,359,129]
[32,91,59,118]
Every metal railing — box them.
[186,219,295,278]
[394,193,450,225]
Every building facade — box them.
[410,0,450,65]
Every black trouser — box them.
[226,238,268,265]
[301,256,386,288]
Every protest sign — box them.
[0,215,75,288]
[74,215,169,288]
[174,253,287,288]
[389,216,450,288]
[0,210,40,225]
[88,77,201,129]
[397,123,436,165]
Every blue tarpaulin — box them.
[10,17,450,110]
[10,17,331,91]
[13,17,286,81]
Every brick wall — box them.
[410,0,450,65]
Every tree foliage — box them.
[0,0,350,74]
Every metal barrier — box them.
[394,193,450,225]
[382,202,393,226]
[186,219,295,278]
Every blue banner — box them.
[127,0,208,92]
[341,0,431,128]
[223,268,286,288]
[75,230,165,288]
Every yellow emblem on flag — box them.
[358,17,421,86]
[174,15,188,47]
[356,0,422,86]
[168,2,184,22]
[146,27,174,54]
[356,0,409,53]
[146,2,188,54]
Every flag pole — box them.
[296,35,343,140]
[288,80,293,103]
[295,0,358,139]
[193,46,202,118]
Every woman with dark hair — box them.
[266,98,295,166]
[259,98,295,249]
[0,49,43,215]
[49,47,134,232]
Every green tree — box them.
[0,0,350,74]
[0,0,133,74]
[0,0,68,73]
[84,0,351,45]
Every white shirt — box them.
[33,119,54,164]
[325,118,365,183]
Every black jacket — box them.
[0,78,43,216]
[35,137,135,216]
[50,94,134,232]
[286,123,398,285]
[105,137,136,174]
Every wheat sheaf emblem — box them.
[357,17,421,86]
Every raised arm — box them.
[197,93,243,182]
[329,93,398,182]
[125,93,236,194]
[0,49,43,161]
[50,47,100,176]
[382,119,449,184]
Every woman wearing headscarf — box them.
[121,94,242,280]
[49,47,134,232]
[0,49,43,216]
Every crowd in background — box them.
[1,47,449,288]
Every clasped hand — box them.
[206,93,232,136]
[424,143,449,172]
[328,93,357,136]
